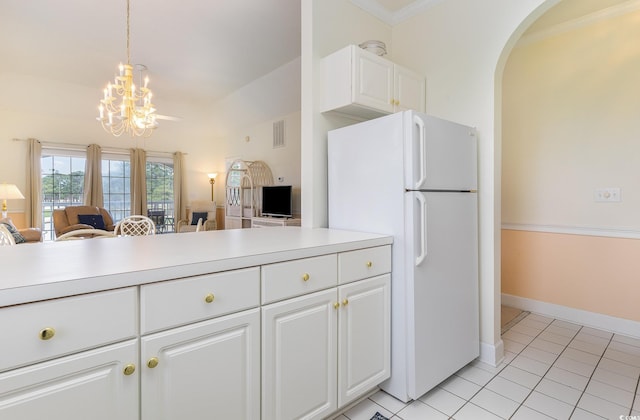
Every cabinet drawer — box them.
[140,267,260,334]
[0,287,137,372]
[338,245,391,284]
[261,254,337,304]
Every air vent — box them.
[273,120,285,148]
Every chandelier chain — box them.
[126,0,131,64]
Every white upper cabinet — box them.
[321,45,425,119]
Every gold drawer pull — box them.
[366,261,373,268]
[333,302,340,309]
[342,299,349,306]
[204,293,215,303]
[123,364,136,376]
[302,273,310,282]
[39,327,55,341]
[147,357,159,369]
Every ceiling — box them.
[0,0,301,108]
[0,0,635,112]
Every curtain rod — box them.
[11,138,186,156]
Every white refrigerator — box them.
[328,110,479,402]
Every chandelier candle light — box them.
[97,0,158,137]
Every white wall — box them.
[502,9,640,232]
[207,58,302,211]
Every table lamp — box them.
[0,183,25,219]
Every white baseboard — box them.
[502,293,640,339]
[479,339,504,367]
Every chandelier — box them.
[97,0,158,137]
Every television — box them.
[261,185,293,218]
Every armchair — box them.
[52,206,115,238]
[176,201,217,233]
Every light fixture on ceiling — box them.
[97,0,158,137]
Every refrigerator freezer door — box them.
[405,191,479,399]
[405,112,477,191]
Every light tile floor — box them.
[333,311,640,420]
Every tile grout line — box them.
[505,319,583,420]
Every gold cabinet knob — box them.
[147,357,159,369]
[333,302,340,309]
[39,327,55,341]
[366,261,373,268]
[302,273,310,282]
[123,364,136,376]
[204,293,215,303]
[390,99,395,105]
[342,299,349,306]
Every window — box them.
[101,154,131,224]
[40,148,176,240]
[146,157,174,233]
[41,150,86,241]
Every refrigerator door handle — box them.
[415,193,427,266]
[414,115,427,189]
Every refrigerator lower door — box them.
[405,191,479,400]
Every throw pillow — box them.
[1,222,26,244]
[191,211,208,225]
[77,214,106,230]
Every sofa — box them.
[52,206,116,238]
[0,217,42,243]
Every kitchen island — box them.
[0,227,392,420]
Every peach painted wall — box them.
[502,229,640,322]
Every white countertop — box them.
[0,227,392,307]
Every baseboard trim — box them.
[479,339,504,367]
[502,293,640,339]
[501,223,640,239]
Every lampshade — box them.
[0,183,25,218]
[0,184,24,200]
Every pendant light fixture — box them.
[97,0,158,137]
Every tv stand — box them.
[251,216,301,228]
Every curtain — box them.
[130,148,147,215]
[26,138,42,228]
[83,144,103,207]
[173,152,186,222]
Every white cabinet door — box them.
[394,65,426,113]
[338,275,391,407]
[141,309,260,420]
[353,47,394,114]
[0,340,138,420]
[262,289,338,420]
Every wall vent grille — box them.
[273,120,285,148]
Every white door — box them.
[404,112,477,191]
[338,275,391,407]
[353,48,394,113]
[262,289,337,420]
[394,65,425,113]
[405,191,479,400]
[0,340,138,420]
[141,309,260,420]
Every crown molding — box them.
[517,0,640,47]
[350,0,443,25]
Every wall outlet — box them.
[594,187,621,202]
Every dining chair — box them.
[114,215,156,236]
[55,228,116,241]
